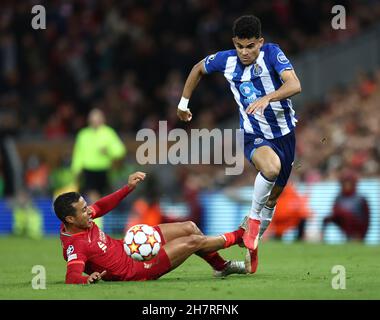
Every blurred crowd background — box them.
[0,0,379,241]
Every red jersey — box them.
[60,219,133,282]
[59,185,134,284]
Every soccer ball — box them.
[123,224,162,261]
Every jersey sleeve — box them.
[267,44,293,75]
[90,185,133,219]
[203,51,228,74]
[64,240,90,284]
[66,261,88,284]
[65,240,88,264]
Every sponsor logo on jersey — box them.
[97,241,108,253]
[66,245,74,256]
[143,262,153,269]
[239,81,262,104]
[277,52,289,64]
[68,254,77,262]
[143,259,160,269]
[254,138,263,145]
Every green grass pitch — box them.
[0,236,379,300]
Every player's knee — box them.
[261,159,281,180]
[183,221,201,235]
[186,235,206,251]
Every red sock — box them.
[200,252,227,271]
[223,228,244,248]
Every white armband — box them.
[177,97,190,111]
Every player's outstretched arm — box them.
[91,172,146,218]
[177,60,207,122]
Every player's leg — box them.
[128,233,240,281]
[243,131,295,273]
[157,221,202,242]
[163,234,228,269]
[157,221,243,248]
[243,145,280,250]
[157,222,228,271]
[258,130,296,239]
[258,185,283,239]
[157,221,244,272]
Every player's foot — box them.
[242,218,260,251]
[214,260,246,278]
[222,228,244,248]
[245,248,258,274]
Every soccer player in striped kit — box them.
[177,15,302,273]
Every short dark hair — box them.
[53,192,81,223]
[232,15,262,39]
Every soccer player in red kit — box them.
[54,171,247,284]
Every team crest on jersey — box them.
[253,63,263,76]
[254,138,263,145]
[277,52,289,64]
[66,245,74,256]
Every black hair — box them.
[232,15,262,39]
[53,192,81,223]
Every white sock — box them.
[249,172,275,220]
[259,206,276,238]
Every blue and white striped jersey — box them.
[203,43,297,139]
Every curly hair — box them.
[232,15,262,39]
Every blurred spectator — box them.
[295,70,380,182]
[24,154,49,196]
[125,174,163,230]
[0,154,4,197]
[49,153,77,197]
[2,0,380,142]
[175,170,204,229]
[0,1,379,239]
[126,198,162,231]
[10,190,43,239]
[322,170,370,241]
[266,182,313,241]
[71,108,126,196]
[109,151,142,190]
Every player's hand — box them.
[128,171,146,189]
[87,270,106,284]
[246,96,271,115]
[177,109,192,122]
